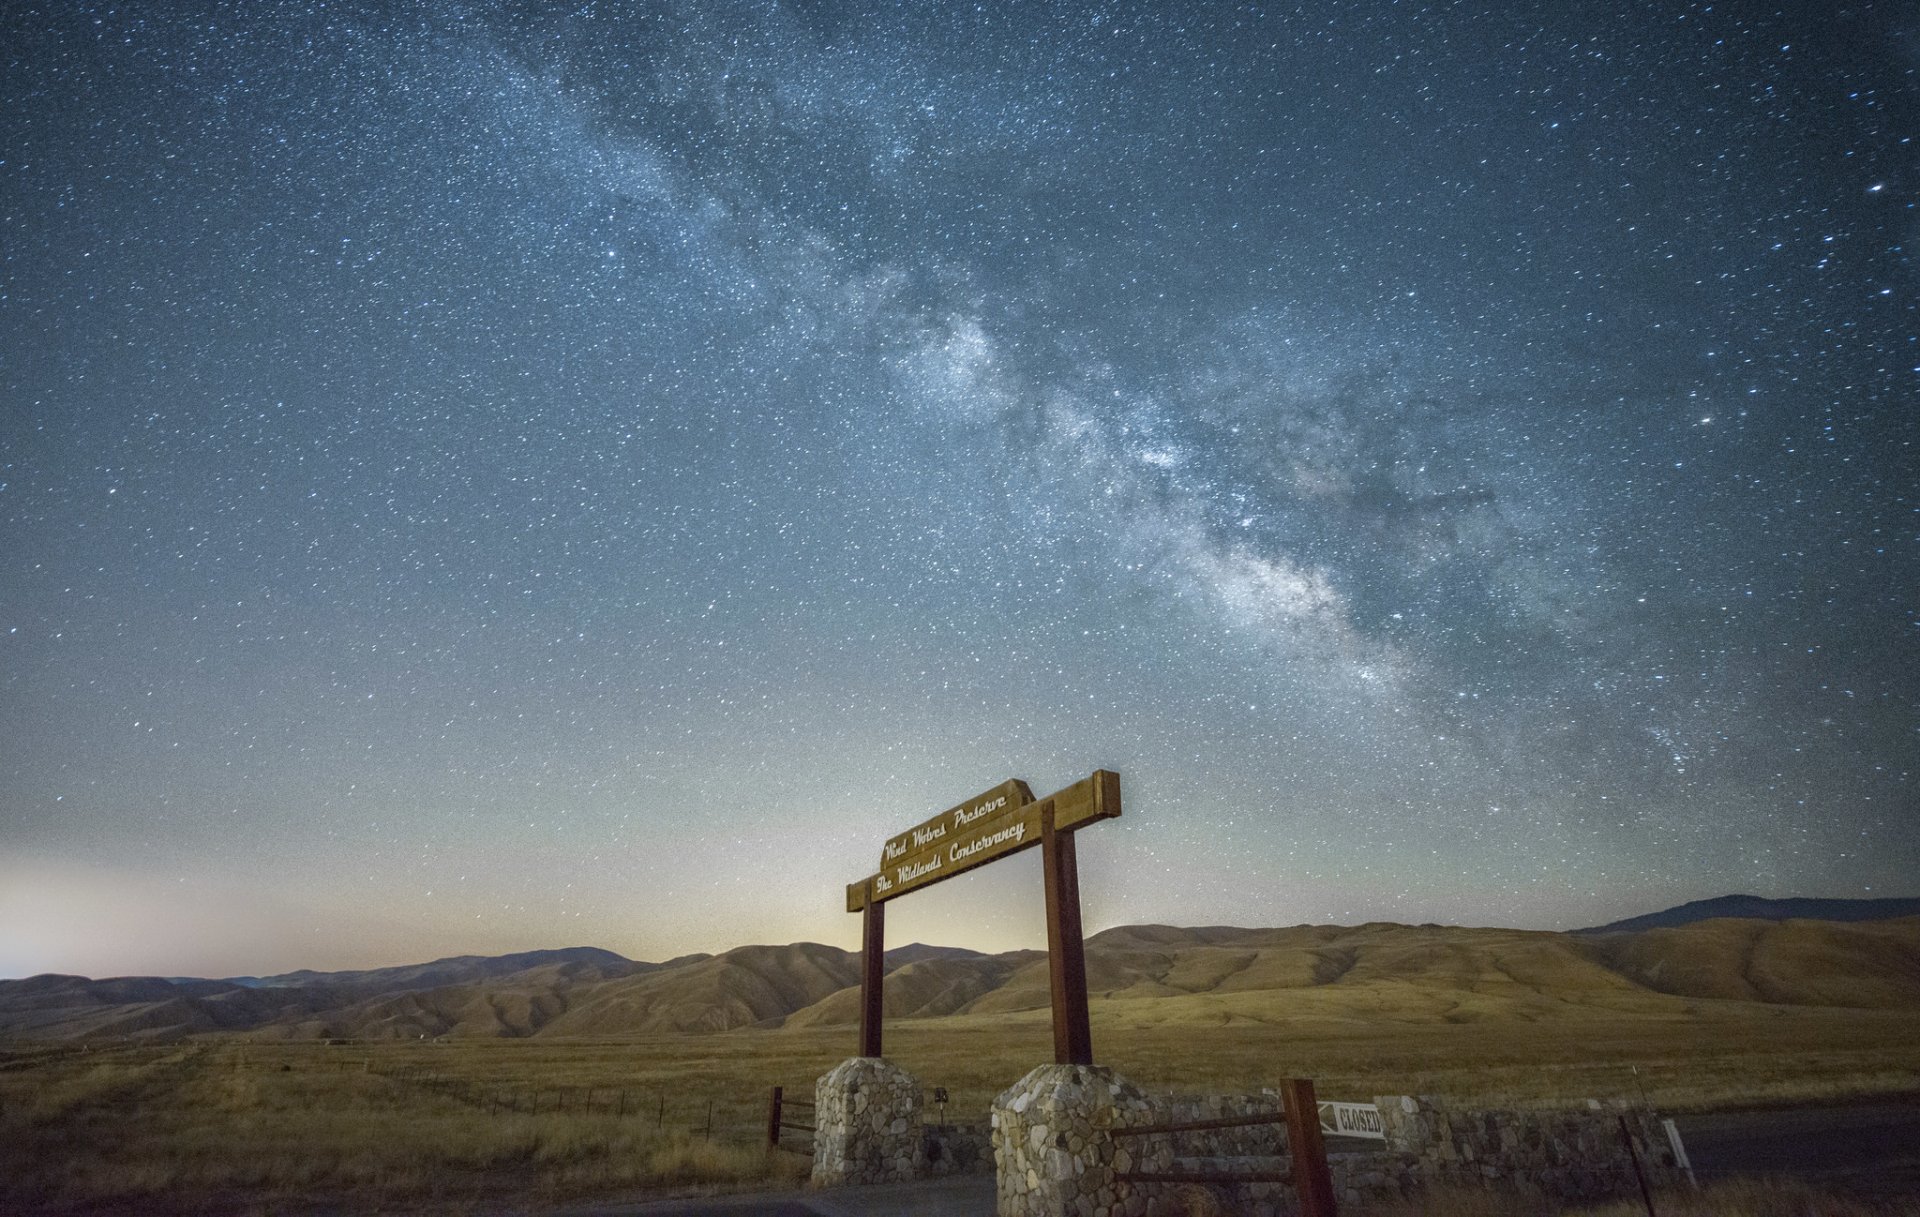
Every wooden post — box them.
[1619,1114,1657,1217]
[1043,806,1094,1066]
[859,898,885,1058]
[767,1085,784,1148]
[1281,1078,1338,1217]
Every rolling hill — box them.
[1575,915,1920,1006]
[5,911,1918,1043]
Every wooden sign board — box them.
[877,778,1035,869]
[847,769,1120,1066]
[848,770,1118,911]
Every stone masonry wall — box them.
[922,1121,994,1177]
[807,1055,1680,1211]
[990,1071,1682,1217]
[810,1057,925,1187]
[1126,1091,1680,1209]
[1375,1094,1681,1203]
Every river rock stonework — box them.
[988,1073,1679,1215]
[923,1121,995,1177]
[811,1057,926,1186]
[990,1063,1158,1217]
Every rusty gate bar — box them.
[766,1086,817,1152]
[1120,1171,1292,1183]
[1112,1112,1287,1137]
[1110,1079,1337,1217]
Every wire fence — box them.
[765,1085,815,1154]
[371,1064,670,1120]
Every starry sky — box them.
[3,0,1916,980]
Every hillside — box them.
[1576,894,1920,934]
[1575,916,1920,1006]
[5,917,1918,1043]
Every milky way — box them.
[3,1,1915,976]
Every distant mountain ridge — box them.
[4,907,1918,1043]
[1575,894,1920,934]
[224,946,652,990]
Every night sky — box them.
[4,1,1915,980]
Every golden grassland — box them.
[4,999,1918,1214]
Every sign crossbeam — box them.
[847,770,1120,1066]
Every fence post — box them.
[768,1085,784,1148]
[1618,1115,1657,1217]
[1281,1078,1338,1217]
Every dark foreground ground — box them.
[1681,1100,1920,1196]
[558,1176,992,1217]
[558,1101,1920,1217]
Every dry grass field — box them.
[5,996,1918,1215]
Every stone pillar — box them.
[990,1063,1158,1217]
[811,1057,926,1186]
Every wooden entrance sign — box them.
[846,770,1120,1065]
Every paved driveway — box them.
[1678,1100,1920,1195]
[549,1175,995,1217]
